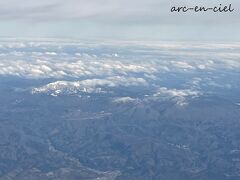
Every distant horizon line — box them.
[0,36,239,44]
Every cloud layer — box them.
[1,40,240,79]
[1,40,240,103]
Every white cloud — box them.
[0,40,239,96]
[154,87,201,98]
[172,61,195,70]
[0,58,156,79]
[32,76,148,96]
[113,97,137,104]
[152,87,202,106]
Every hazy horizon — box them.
[0,0,240,41]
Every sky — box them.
[0,0,239,41]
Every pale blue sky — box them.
[0,0,239,41]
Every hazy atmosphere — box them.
[0,0,240,41]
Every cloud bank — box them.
[0,40,240,79]
[0,40,239,102]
